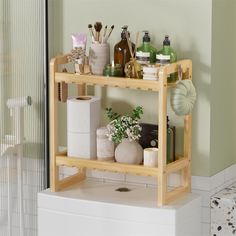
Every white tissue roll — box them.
[144,148,158,167]
[67,96,101,133]
[7,96,32,108]
[67,132,96,159]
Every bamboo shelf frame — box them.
[50,54,193,206]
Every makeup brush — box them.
[105,25,114,42]
[88,24,95,42]
[102,25,108,42]
[103,25,108,38]
[94,22,102,42]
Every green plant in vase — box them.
[105,106,144,164]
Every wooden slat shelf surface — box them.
[54,59,191,91]
[50,54,193,206]
[55,72,175,91]
[56,155,160,177]
[56,154,189,177]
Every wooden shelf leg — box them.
[50,163,59,192]
[157,69,168,206]
[50,58,60,192]
[182,63,193,192]
[182,114,192,191]
[157,173,167,206]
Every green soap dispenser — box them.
[156,35,177,82]
[156,35,177,64]
[136,31,157,65]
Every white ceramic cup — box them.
[89,43,110,75]
[143,148,158,167]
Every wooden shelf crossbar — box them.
[57,155,159,177]
[50,54,193,206]
[56,153,189,178]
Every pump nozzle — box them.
[163,35,170,46]
[142,30,150,42]
[121,25,130,39]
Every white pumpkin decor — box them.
[171,79,196,116]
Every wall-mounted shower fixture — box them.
[4,96,32,236]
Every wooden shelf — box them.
[55,72,176,91]
[56,155,159,177]
[50,54,193,206]
[56,153,189,177]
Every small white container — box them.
[143,148,158,167]
[89,43,110,75]
[143,65,159,81]
[96,127,114,161]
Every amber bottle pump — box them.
[114,26,135,76]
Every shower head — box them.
[6,96,32,109]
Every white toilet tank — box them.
[38,179,201,236]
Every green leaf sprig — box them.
[105,106,143,143]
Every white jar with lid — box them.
[96,127,114,161]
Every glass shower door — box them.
[0,0,47,235]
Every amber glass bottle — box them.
[114,26,135,76]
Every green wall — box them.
[210,0,236,175]
[49,0,235,176]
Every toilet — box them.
[38,178,201,236]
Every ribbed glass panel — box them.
[0,1,46,236]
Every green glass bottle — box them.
[136,31,157,65]
[167,117,175,164]
[156,35,177,82]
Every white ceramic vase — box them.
[89,43,110,75]
[115,138,143,165]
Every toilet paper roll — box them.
[67,96,101,133]
[68,132,97,159]
[144,148,158,167]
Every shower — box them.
[0,0,48,235]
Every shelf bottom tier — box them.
[56,154,190,177]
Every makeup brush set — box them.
[88,22,114,43]
[67,21,115,75]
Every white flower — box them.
[106,114,142,143]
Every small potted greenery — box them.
[106,106,144,164]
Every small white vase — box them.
[89,43,110,75]
[115,139,143,165]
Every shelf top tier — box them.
[52,56,192,92]
[55,72,172,92]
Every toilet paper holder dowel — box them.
[58,81,68,102]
